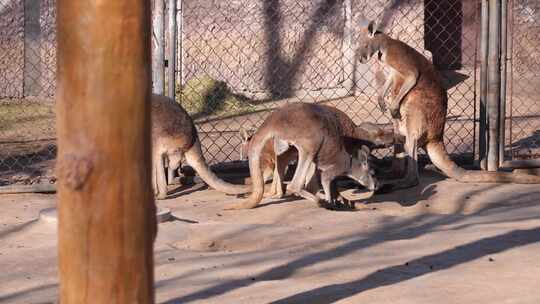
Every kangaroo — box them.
[357,20,540,187]
[238,130,297,198]
[226,103,378,210]
[151,94,250,199]
[238,107,393,198]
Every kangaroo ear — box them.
[356,145,370,162]
[367,20,378,38]
[238,128,252,141]
[361,144,371,155]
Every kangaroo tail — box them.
[426,141,540,184]
[185,139,251,194]
[243,130,275,208]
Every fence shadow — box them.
[161,184,539,303]
[263,0,340,99]
[269,226,540,304]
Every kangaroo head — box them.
[347,145,378,191]
[238,128,254,160]
[357,20,382,63]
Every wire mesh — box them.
[180,0,479,164]
[0,0,481,186]
[505,0,540,161]
[0,0,56,186]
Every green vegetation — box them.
[177,75,255,117]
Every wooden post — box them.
[56,0,156,303]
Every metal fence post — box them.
[153,0,165,94]
[487,0,501,171]
[167,0,177,99]
[498,0,508,167]
[178,0,183,91]
[341,0,354,94]
[479,0,489,169]
[23,0,42,97]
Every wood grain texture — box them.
[56,0,156,303]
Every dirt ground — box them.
[1,168,540,304]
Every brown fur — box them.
[151,94,249,199]
[238,106,393,198]
[357,21,540,186]
[227,103,377,210]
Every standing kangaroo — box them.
[238,106,393,198]
[227,103,378,210]
[151,94,249,199]
[357,20,540,187]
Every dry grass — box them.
[0,100,55,143]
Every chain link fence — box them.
[505,0,540,162]
[180,0,479,165]
[0,0,503,187]
[1,0,56,186]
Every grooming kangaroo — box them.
[238,106,393,198]
[357,20,540,187]
[227,103,378,210]
[151,94,249,199]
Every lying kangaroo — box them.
[151,94,249,199]
[357,20,540,187]
[238,108,393,198]
[226,103,378,210]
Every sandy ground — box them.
[1,169,540,304]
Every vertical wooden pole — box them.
[56,0,156,303]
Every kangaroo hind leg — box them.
[381,135,420,191]
[287,148,318,203]
[153,150,168,200]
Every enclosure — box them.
[1,0,539,188]
[2,0,540,303]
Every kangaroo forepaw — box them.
[264,189,276,197]
[268,192,284,199]
[378,97,388,113]
[319,197,355,211]
[389,107,401,119]
[264,189,285,199]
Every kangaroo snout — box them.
[369,177,379,191]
